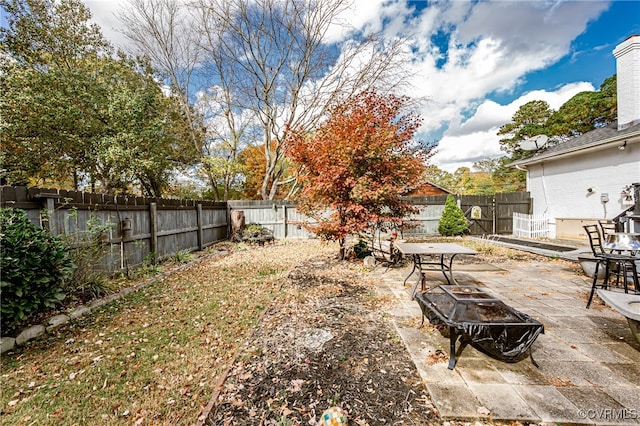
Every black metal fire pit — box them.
[415,286,544,369]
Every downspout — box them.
[515,163,549,215]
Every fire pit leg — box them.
[448,326,459,370]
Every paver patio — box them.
[374,257,640,425]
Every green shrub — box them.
[244,223,265,234]
[171,249,195,264]
[438,195,469,236]
[0,208,74,330]
[61,214,113,301]
[237,223,274,241]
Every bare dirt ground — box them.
[204,254,440,425]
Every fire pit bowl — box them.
[415,286,544,369]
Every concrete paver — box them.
[373,255,640,425]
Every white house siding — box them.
[526,143,640,238]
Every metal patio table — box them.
[415,285,544,369]
[604,232,640,253]
[395,242,477,297]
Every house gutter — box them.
[512,130,640,168]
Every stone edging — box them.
[1,249,231,355]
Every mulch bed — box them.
[204,256,439,426]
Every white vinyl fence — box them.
[512,212,550,239]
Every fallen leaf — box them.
[290,379,305,392]
[477,406,491,415]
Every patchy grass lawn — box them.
[1,240,338,426]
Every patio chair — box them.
[583,225,639,308]
[598,220,618,242]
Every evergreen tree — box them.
[438,195,468,236]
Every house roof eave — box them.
[510,127,640,168]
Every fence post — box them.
[44,197,56,235]
[283,205,288,238]
[226,205,232,240]
[150,202,157,256]
[197,204,203,251]
[492,197,497,234]
[34,193,61,235]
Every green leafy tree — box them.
[438,194,468,236]
[490,75,617,193]
[427,164,500,195]
[498,100,554,158]
[494,100,554,192]
[547,75,617,138]
[0,0,200,195]
[89,55,200,196]
[425,165,455,193]
[451,167,474,194]
[0,0,112,186]
[0,0,110,67]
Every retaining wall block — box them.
[15,325,45,346]
[1,336,16,354]
[46,314,70,331]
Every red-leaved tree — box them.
[286,90,433,259]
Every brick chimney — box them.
[613,34,640,130]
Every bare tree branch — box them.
[119,0,413,200]
[118,0,204,153]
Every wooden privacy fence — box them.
[1,186,532,273]
[0,186,228,273]
[227,200,313,239]
[401,192,532,237]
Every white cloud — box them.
[431,81,596,172]
[325,0,418,44]
[449,81,595,137]
[84,0,131,50]
[380,0,610,171]
[81,0,612,172]
[432,129,504,172]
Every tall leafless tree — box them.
[118,0,204,154]
[194,0,412,199]
[119,0,412,200]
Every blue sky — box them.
[4,0,640,172]
[497,1,639,102]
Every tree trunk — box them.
[230,210,245,241]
